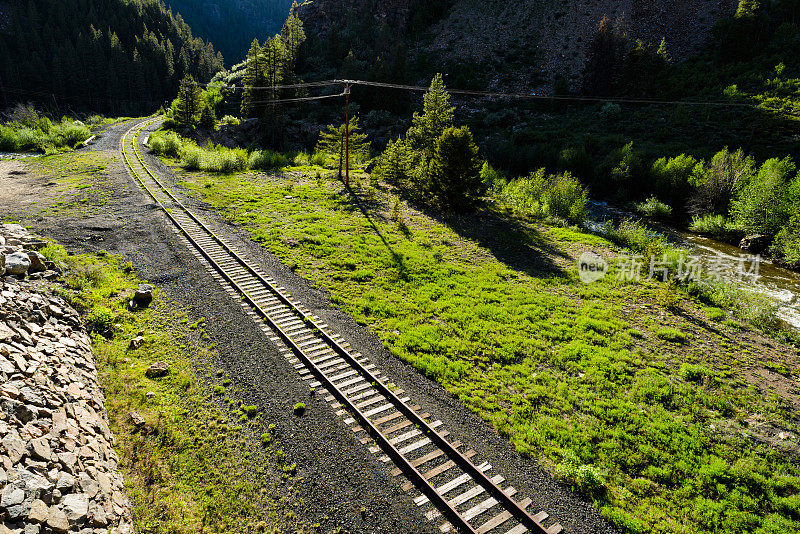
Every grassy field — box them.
[40,243,314,533]
[172,166,800,534]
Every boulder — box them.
[740,234,771,254]
[145,361,169,378]
[5,252,31,276]
[26,251,46,274]
[131,284,154,309]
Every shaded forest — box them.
[0,0,224,115]
[164,0,293,65]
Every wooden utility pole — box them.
[344,83,350,188]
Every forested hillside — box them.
[0,0,223,115]
[164,0,293,65]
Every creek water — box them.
[585,201,800,331]
[0,152,39,160]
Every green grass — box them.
[174,168,800,534]
[43,243,312,533]
[0,119,91,153]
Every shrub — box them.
[179,143,204,170]
[50,120,91,148]
[219,115,240,126]
[635,196,673,220]
[87,306,116,330]
[149,131,183,158]
[556,450,606,498]
[730,156,796,235]
[651,154,701,208]
[689,214,745,241]
[544,172,588,223]
[688,148,756,217]
[498,168,550,217]
[773,214,800,265]
[480,161,505,193]
[428,126,484,211]
[249,150,289,170]
[655,327,688,343]
[602,142,648,199]
[242,405,258,418]
[604,219,668,256]
[293,403,306,416]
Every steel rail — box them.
[120,118,552,534]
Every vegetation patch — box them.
[174,167,800,534]
[42,244,312,533]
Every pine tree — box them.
[173,75,203,126]
[281,2,306,81]
[316,117,370,179]
[581,16,626,96]
[429,126,483,211]
[240,39,265,117]
[262,35,285,101]
[406,73,455,158]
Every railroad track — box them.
[120,117,564,534]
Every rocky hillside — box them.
[301,0,737,90]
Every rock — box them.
[46,507,70,532]
[28,499,49,523]
[128,336,144,350]
[2,399,35,423]
[0,252,5,276]
[145,361,169,378]
[2,433,26,463]
[55,472,74,492]
[26,252,46,274]
[131,284,154,309]
[145,391,155,399]
[0,486,24,508]
[5,252,31,276]
[61,492,89,521]
[29,437,51,461]
[129,411,145,427]
[740,234,771,254]
[88,502,108,526]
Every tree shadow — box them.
[336,181,569,280]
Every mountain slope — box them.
[300,0,737,90]
[0,0,224,115]
[164,0,293,65]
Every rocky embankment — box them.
[0,225,133,533]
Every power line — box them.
[247,92,346,104]
[211,77,754,108]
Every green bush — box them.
[50,120,91,148]
[149,131,183,158]
[689,214,745,241]
[544,172,588,223]
[219,115,240,126]
[87,306,116,330]
[249,150,289,170]
[375,137,414,184]
[731,156,797,235]
[480,161,505,193]
[635,196,673,220]
[773,214,800,265]
[651,154,701,208]
[179,143,204,171]
[655,327,688,343]
[604,219,668,256]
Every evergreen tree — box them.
[173,75,203,125]
[280,1,306,81]
[582,16,626,96]
[429,126,483,211]
[406,73,455,158]
[240,39,265,117]
[316,117,370,179]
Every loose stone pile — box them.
[0,224,54,281]
[0,227,133,533]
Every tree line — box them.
[0,0,224,116]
